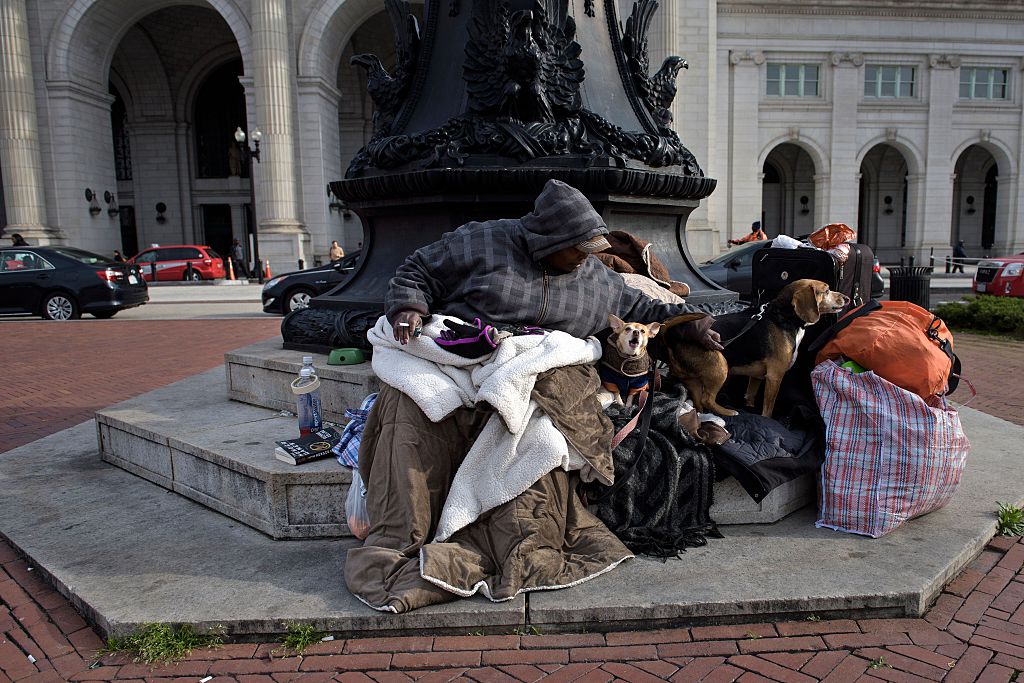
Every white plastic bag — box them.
[346,469,370,540]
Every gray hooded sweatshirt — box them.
[386,179,697,338]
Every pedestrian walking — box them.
[8,233,29,247]
[112,250,125,262]
[329,240,345,262]
[952,240,967,274]
[230,238,249,278]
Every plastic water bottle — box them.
[291,367,323,436]
[301,355,314,372]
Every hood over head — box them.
[520,180,608,261]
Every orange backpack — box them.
[811,300,961,399]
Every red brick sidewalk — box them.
[0,319,281,453]
[2,534,1023,682]
[0,325,1021,681]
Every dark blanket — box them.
[583,384,720,558]
[714,406,823,502]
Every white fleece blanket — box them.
[368,315,602,542]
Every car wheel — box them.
[286,287,315,312]
[42,293,80,321]
[184,269,203,281]
[91,310,118,319]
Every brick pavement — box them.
[0,319,281,453]
[0,325,1021,681]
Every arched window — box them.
[110,84,132,181]
[193,59,246,179]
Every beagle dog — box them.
[650,279,850,417]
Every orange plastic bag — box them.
[813,300,959,399]
[809,223,856,251]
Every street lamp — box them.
[234,126,263,283]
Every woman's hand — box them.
[391,309,424,345]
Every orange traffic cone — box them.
[264,258,272,279]
[227,258,236,281]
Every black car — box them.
[262,251,361,314]
[0,246,148,320]
[698,241,885,301]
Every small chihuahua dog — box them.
[597,314,662,408]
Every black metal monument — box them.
[283,0,728,348]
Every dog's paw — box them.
[596,389,621,409]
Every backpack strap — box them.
[927,316,961,395]
[806,299,882,356]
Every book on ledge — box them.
[275,426,342,465]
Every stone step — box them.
[224,338,815,526]
[226,338,379,424]
[96,368,353,539]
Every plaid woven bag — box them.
[811,360,970,538]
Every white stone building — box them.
[1,0,1022,270]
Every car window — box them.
[135,251,157,263]
[205,249,221,259]
[0,250,55,272]
[49,247,112,265]
[182,248,203,259]
[705,242,764,265]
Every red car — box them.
[129,244,226,282]
[974,252,1024,297]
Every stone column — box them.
[919,54,961,261]
[728,50,764,241]
[0,0,56,242]
[829,53,863,226]
[651,0,719,260]
[250,0,309,268]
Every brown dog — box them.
[598,314,662,407]
[650,279,850,417]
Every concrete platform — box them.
[1,398,1020,639]
[96,369,353,539]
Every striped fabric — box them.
[811,361,970,538]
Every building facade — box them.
[1,0,1022,269]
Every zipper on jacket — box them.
[538,271,550,324]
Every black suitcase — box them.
[750,243,875,327]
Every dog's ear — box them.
[608,314,624,331]
[791,283,821,324]
[647,322,662,338]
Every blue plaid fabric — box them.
[334,393,378,468]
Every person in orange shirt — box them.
[729,221,767,246]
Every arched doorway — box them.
[858,144,909,261]
[952,145,998,256]
[106,5,245,257]
[334,5,425,252]
[761,143,816,237]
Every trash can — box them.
[888,266,932,309]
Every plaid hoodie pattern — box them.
[386,180,697,338]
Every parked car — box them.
[262,251,361,314]
[129,244,226,282]
[973,253,1024,297]
[0,246,148,320]
[698,241,766,300]
[699,241,885,301]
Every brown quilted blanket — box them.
[345,365,631,613]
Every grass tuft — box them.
[997,502,1024,536]
[99,623,223,664]
[276,623,326,656]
